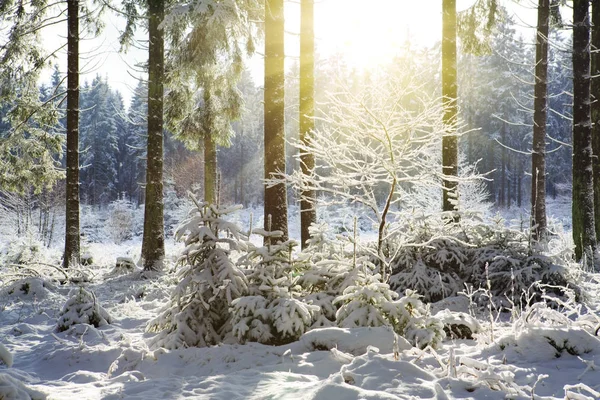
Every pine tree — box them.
[531,0,550,242]
[572,0,597,263]
[163,1,261,206]
[299,0,317,249]
[442,0,459,215]
[0,2,64,194]
[142,0,166,271]
[264,0,289,241]
[126,81,149,204]
[64,0,81,268]
[80,76,118,205]
[592,0,600,241]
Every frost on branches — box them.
[231,229,319,345]
[146,200,248,349]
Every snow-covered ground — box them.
[1,199,600,400]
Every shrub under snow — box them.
[56,287,111,332]
[0,374,46,400]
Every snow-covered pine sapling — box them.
[231,228,319,345]
[333,253,445,349]
[146,200,248,349]
[57,287,111,332]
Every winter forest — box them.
[2,0,600,399]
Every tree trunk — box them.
[63,0,80,268]
[500,121,506,208]
[442,0,459,214]
[299,0,316,249]
[531,0,549,242]
[264,0,288,241]
[204,133,217,204]
[142,0,165,271]
[573,0,597,262]
[591,0,600,240]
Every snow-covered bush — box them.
[231,230,319,345]
[0,344,12,368]
[0,373,46,400]
[333,257,445,349]
[106,197,136,244]
[3,277,56,300]
[390,215,576,305]
[2,235,44,265]
[147,201,248,349]
[57,287,111,332]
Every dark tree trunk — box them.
[591,0,600,240]
[442,0,459,214]
[500,121,506,208]
[142,0,165,271]
[264,0,288,241]
[573,0,597,262]
[63,0,80,268]
[300,0,316,249]
[204,133,217,204]
[531,0,549,242]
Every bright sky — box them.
[40,0,537,109]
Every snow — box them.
[2,203,600,399]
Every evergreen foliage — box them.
[147,200,248,349]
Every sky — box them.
[40,0,539,109]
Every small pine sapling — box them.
[231,227,319,345]
[146,200,248,349]
[57,287,111,332]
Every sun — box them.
[312,0,442,71]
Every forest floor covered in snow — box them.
[1,201,600,400]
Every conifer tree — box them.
[531,0,550,242]
[299,0,316,248]
[141,0,166,271]
[442,0,459,215]
[264,0,289,241]
[572,0,597,262]
[64,0,81,268]
[592,0,600,241]
[163,1,261,206]
[0,2,64,193]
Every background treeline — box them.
[0,17,574,214]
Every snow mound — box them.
[297,327,412,355]
[0,344,13,368]
[312,349,445,399]
[0,373,46,400]
[497,326,600,363]
[3,278,56,300]
[434,309,481,340]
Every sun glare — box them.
[312,0,442,70]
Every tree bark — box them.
[299,0,316,249]
[531,0,549,242]
[264,0,288,241]
[204,133,217,204]
[442,0,459,214]
[591,0,600,241]
[142,0,165,271]
[63,0,80,268]
[573,0,597,262]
